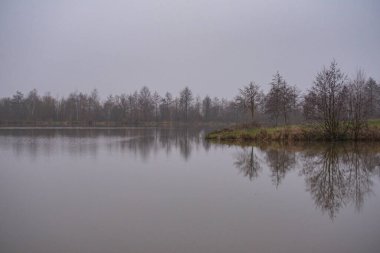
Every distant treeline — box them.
[0,60,379,129]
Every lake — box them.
[0,128,380,253]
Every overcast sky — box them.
[0,0,379,99]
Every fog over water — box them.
[1,0,379,98]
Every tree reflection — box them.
[301,143,380,219]
[234,144,296,185]
[232,142,380,219]
[234,146,262,181]
[301,145,346,219]
[3,128,380,220]
[265,146,296,187]
[0,127,208,161]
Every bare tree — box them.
[303,60,347,140]
[152,91,161,122]
[138,86,154,122]
[117,93,129,122]
[238,82,262,122]
[265,72,297,126]
[103,95,116,122]
[88,89,100,122]
[25,89,40,120]
[179,87,193,122]
[11,91,26,121]
[192,95,202,121]
[202,95,212,121]
[160,92,173,121]
[129,91,139,123]
[365,77,379,118]
[265,73,282,125]
[347,70,370,140]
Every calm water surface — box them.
[0,128,380,253]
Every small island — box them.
[206,121,380,142]
[207,61,380,142]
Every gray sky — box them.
[0,0,379,99]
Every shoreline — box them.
[0,121,230,128]
[205,124,380,142]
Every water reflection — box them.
[0,128,211,160]
[233,142,380,219]
[2,129,380,252]
[234,146,262,181]
[301,144,380,218]
[265,144,296,187]
[1,128,379,220]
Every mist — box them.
[1,0,379,99]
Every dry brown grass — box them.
[206,124,380,142]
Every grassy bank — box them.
[205,124,380,142]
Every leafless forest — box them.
[0,61,378,128]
